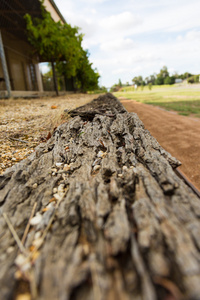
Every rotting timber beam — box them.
[1,93,200,300]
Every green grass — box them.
[114,85,200,118]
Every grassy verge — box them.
[114,85,200,117]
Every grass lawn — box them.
[113,85,200,118]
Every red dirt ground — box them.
[121,98,200,190]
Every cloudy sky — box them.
[53,0,200,87]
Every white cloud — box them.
[112,68,131,75]
[112,66,142,75]
[80,0,108,3]
[177,35,183,42]
[60,10,98,39]
[90,8,97,14]
[100,38,135,51]
[100,12,142,31]
[185,30,200,41]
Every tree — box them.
[157,66,169,79]
[118,79,122,87]
[164,76,175,85]
[110,79,124,92]
[55,49,99,93]
[24,3,83,95]
[187,74,200,84]
[110,84,120,92]
[132,76,144,86]
[147,74,156,85]
[73,49,100,92]
[155,76,164,85]
[154,66,169,85]
[180,72,193,80]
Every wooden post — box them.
[1,94,200,300]
[35,63,44,92]
[0,31,11,98]
[51,61,58,96]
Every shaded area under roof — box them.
[0,0,65,42]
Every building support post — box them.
[35,63,44,92]
[0,31,11,98]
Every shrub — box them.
[187,75,200,84]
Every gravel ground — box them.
[0,94,95,175]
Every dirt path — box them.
[121,98,200,190]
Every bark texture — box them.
[0,93,200,300]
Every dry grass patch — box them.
[0,94,96,174]
[114,85,200,117]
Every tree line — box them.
[132,66,198,86]
[111,66,199,92]
[24,1,99,94]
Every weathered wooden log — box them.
[1,93,200,300]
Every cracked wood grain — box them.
[0,93,200,300]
